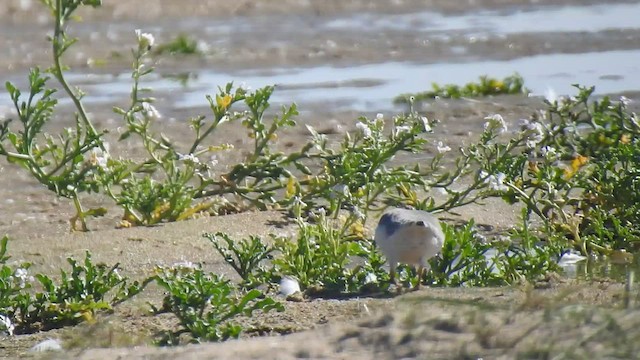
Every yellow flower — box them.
[216,94,232,110]
[349,221,365,238]
[564,154,588,179]
[489,79,504,90]
[285,176,298,199]
[620,133,631,144]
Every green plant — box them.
[3,0,637,306]
[297,109,495,219]
[494,218,563,284]
[152,265,283,345]
[299,112,428,218]
[107,31,311,225]
[477,87,640,255]
[394,73,529,104]
[155,34,200,55]
[18,251,147,332]
[0,236,32,335]
[550,90,640,252]
[428,221,500,287]
[207,232,275,289]
[270,215,367,293]
[0,0,108,231]
[1,244,147,334]
[0,69,106,231]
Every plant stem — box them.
[51,0,103,151]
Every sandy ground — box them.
[1,0,640,359]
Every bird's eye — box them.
[415,220,425,227]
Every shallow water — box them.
[324,3,640,35]
[175,49,640,110]
[6,48,632,113]
[2,2,639,113]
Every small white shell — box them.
[279,276,301,296]
[558,251,587,266]
[29,338,62,352]
[364,272,378,284]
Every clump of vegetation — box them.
[0,237,147,334]
[210,211,563,295]
[151,265,283,345]
[0,236,281,345]
[493,87,640,255]
[154,34,201,55]
[394,73,529,104]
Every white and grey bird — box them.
[374,207,445,287]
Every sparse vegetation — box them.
[394,73,529,104]
[154,34,201,55]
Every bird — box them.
[374,207,445,289]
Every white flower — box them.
[545,87,557,104]
[178,153,200,165]
[135,29,155,49]
[355,122,372,139]
[112,268,122,280]
[481,171,509,192]
[483,114,508,134]
[209,155,219,167]
[519,119,544,147]
[436,141,451,154]
[421,116,432,132]
[473,233,488,244]
[292,196,307,209]
[88,143,110,170]
[394,125,411,137]
[141,102,161,120]
[13,267,34,289]
[0,314,14,336]
[375,113,385,128]
[312,207,327,220]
